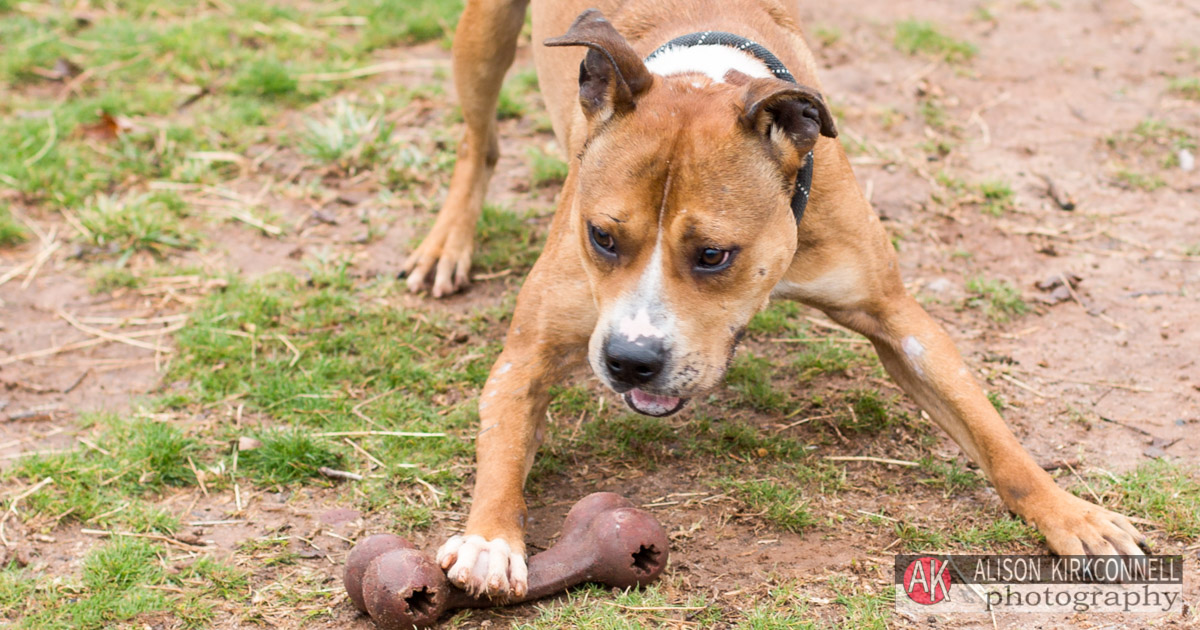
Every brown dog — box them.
[402,0,1147,599]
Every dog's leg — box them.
[436,229,595,598]
[402,0,528,297]
[782,148,1146,556]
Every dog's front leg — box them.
[436,241,593,599]
[822,287,1147,556]
[783,149,1146,556]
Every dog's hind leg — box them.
[402,0,529,297]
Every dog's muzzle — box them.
[602,335,688,417]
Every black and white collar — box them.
[645,31,814,225]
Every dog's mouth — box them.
[623,389,688,417]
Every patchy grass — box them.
[727,353,790,412]
[918,456,983,495]
[1113,168,1165,192]
[841,389,900,432]
[299,98,393,174]
[978,180,1014,215]
[516,583,717,629]
[352,0,464,49]
[1167,76,1200,100]
[965,275,1029,322]
[239,429,344,485]
[473,205,545,274]
[0,204,27,247]
[526,146,569,187]
[721,477,815,533]
[1086,459,1200,539]
[951,513,1041,549]
[894,20,977,63]
[831,577,893,630]
[4,537,247,630]
[77,192,196,263]
[748,300,804,336]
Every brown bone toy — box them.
[343,492,670,629]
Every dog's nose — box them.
[604,335,665,388]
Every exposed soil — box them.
[1,0,1197,628]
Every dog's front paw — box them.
[436,534,528,600]
[1033,491,1148,556]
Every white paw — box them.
[435,534,528,599]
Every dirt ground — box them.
[1,0,1198,628]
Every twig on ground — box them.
[1062,460,1103,505]
[57,310,172,352]
[825,455,920,467]
[0,477,54,547]
[996,372,1049,398]
[275,333,302,367]
[62,369,90,394]
[188,456,209,497]
[0,321,185,367]
[298,59,448,82]
[313,430,444,438]
[318,467,363,481]
[80,527,207,551]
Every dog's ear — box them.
[544,9,653,122]
[740,78,837,160]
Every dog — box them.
[401,0,1147,599]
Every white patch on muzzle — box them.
[590,234,682,387]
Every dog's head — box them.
[546,10,837,417]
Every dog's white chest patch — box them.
[644,44,771,83]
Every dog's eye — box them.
[696,247,734,271]
[589,224,617,256]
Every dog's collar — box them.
[646,31,815,225]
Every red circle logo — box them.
[903,557,952,605]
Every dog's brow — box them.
[602,213,625,224]
[656,169,673,228]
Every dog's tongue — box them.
[626,389,683,417]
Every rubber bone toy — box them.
[343,492,670,629]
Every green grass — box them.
[527,146,569,187]
[965,275,1029,322]
[299,98,393,173]
[1087,459,1200,539]
[727,353,790,412]
[472,204,545,273]
[0,204,27,247]
[721,478,815,533]
[516,583,717,629]
[239,429,344,485]
[841,389,899,432]
[894,20,977,63]
[919,98,949,130]
[77,192,196,263]
[978,180,1014,215]
[3,537,247,629]
[1168,77,1200,100]
[3,535,248,628]
[951,513,1041,549]
[230,57,299,99]
[1113,168,1165,192]
[813,25,842,48]
[831,577,893,630]
[918,456,983,494]
[353,0,464,50]
[747,300,803,335]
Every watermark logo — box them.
[902,556,952,605]
[894,555,1184,614]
